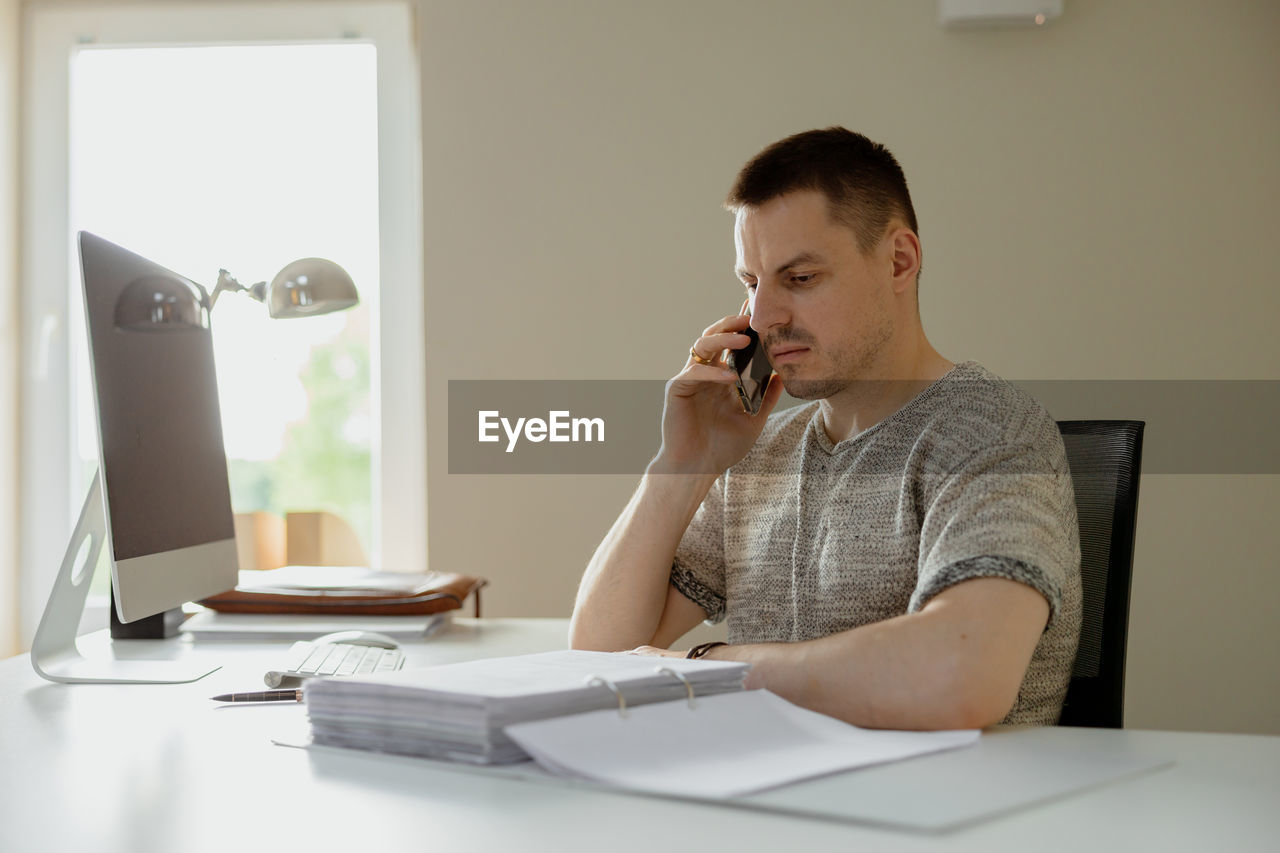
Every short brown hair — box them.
[725,127,918,256]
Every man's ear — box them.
[888,227,921,295]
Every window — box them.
[21,2,425,639]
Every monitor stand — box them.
[109,585,185,639]
[30,470,222,684]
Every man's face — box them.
[734,190,895,400]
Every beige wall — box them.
[417,0,1280,735]
[1,0,20,659]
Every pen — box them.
[210,689,303,703]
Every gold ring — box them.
[689,346,716,366]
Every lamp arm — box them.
[207,269,269,311]
[207,269,244,310]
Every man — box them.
[569,128,1080,729]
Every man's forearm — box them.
[709,625,998,730]
[569,472,716,651]
[707,623,977,730]
[703,581,1045,730]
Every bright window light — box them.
[68,43,381,581]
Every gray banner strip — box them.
[447,380,1280,475]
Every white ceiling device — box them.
[939,0,1063,29]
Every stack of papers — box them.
[182,611,450,642]
[303,650,749,764]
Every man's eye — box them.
[791,274,814,284]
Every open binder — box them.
[300,650,982,797]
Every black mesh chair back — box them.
[1056,420,1144,728]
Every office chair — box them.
[1056,420,1145,728]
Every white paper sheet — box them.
[234,566,445,593]
[504,689,980,798]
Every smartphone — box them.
[726,319,773,415]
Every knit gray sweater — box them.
[670,361,1081,726]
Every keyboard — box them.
[264,640,405,687]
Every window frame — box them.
[19,0,426,643]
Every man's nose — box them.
[748,281,787,334]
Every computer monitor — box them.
[30,232,239,684]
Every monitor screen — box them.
[79,231,239,623]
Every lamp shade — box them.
[266,258,359,318]
[114,275,209,332]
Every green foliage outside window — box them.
[228,334,373,562]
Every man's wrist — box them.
[637,468,718,524]
[645,453,721,483]
[685,641,728,660]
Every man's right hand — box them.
[649,312,784,477]
[572,311,781,652]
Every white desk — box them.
[1,617,1277,853]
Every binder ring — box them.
[655,667,697,710]
[585,675,627,718]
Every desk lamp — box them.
[32,233,359,684]
[115,257,358,330]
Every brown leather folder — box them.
[199,569,487,617]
